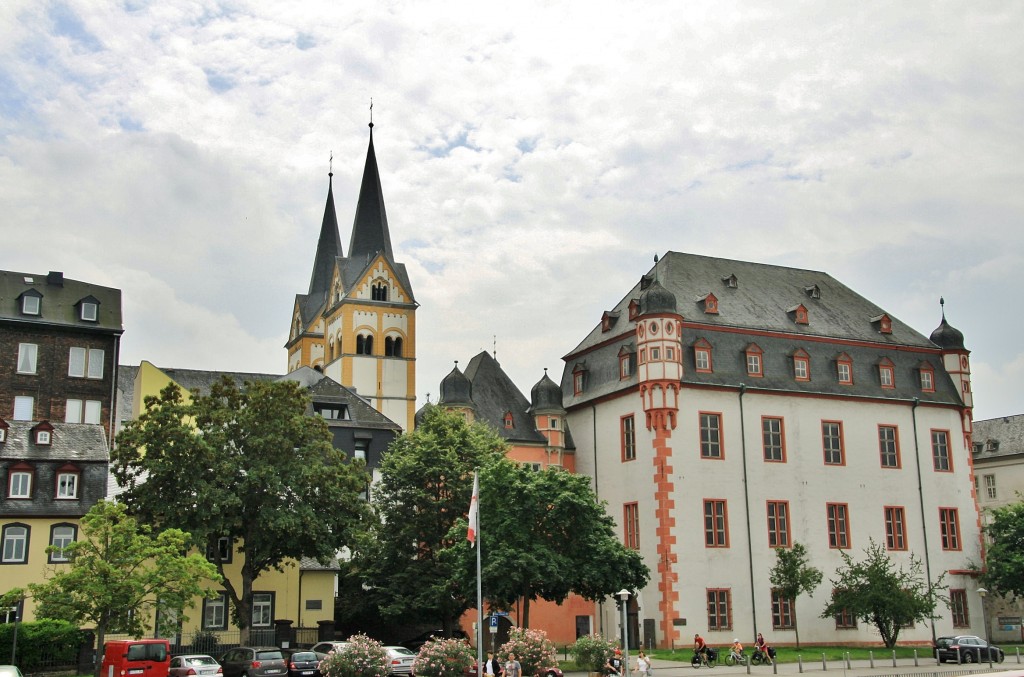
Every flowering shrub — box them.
[499,628,557,676]
[319,634,390,677]
[571,634,616,673]
[412,637,474,677]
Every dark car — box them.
[282,651,321,677]
[402,630,469,652]
[170,655,223,677]
[219,647,288,677]
[934,635,1005,663]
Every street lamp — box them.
[977,588,991,653]
[617,590,630,674]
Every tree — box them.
[980,500,1024,599]
[28,501,219,670]
[112,378,371,642]
[449,459,649,628]
[357,406,507,632]
[820,539,945,648]
[768,542,822,649]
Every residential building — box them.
[561,252,982,648]
[971,414,1024,643]
[287,123,417,431]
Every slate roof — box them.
[0,269,123,333]
[118,364,282,407]
[299,556,341,571]
[280,367,402,433]
[973,415,1024,460]
[463,352,549,446]
[1,420,108,462]
[562,251,962,408]
[349,126,393,262]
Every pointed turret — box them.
[349,123,394,262]
[308,173,343,300]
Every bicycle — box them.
[750,647,775,666]
[724,651,746,667]
[691,648,717,669]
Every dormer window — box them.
[32,421,54,446]
[871,314,893,335]
[918,363,935,392]
[314,404,350,420]
[503,411,514,429]
[792,349,811,381]
[788,304,809,325]
[628,299,640,321]
[572,363,588,395]
[602,311,620,332]
[7,463,32,498]
[19,290,42,316]
[77,297,99,322]
[56,465,80,499]
[0,418,8,443]
[693,339,713,373]
[878,358,895,389]
[699,293,719,314]
[722,274,738,289]
[618,345,635,379]
[745,344,764,377]
[836,353,854,385]
[805,284,821,299]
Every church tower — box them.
[286,123,417,431]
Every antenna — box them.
[329,150,333,176]
[493,335,497,361]
[369,98,374,127]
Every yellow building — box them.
[286,123,417,431]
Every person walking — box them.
[485,652,504,677]
[633,650,652,677]
[606,649,624,676]
[505,654,522,677]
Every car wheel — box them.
[963,651,975,664]
[999,652,1005,664]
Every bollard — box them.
[773,657,777,676]
[798,655,803,673]
[746,655,751,675]
[914,649,919,667]
[892,650,897,668]
[822,653,827,671]
[1017,647,1021,664]
[869,651,874,669]
[845,652,851,670]
[989,649,994,669]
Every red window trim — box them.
[745,344,764,378]
[699,411,725,460]
[939,507,961,551]
[703,498,730,548]
[706,588,733,630]
[836,353,854,385]
[931,428,954,473]
[620,414,637,463]
[884,505,907,551]
[766,500,791,548]
[822,420,846,466]
[826,502,851,549]
[623,502,640,549]
[761,416,787,463]
[919,365,936,392]
[878,424,902,469]
[694,338,714,373]
[793,349,811,382]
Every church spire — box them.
[348,122,394,262]
[308,169,343,298]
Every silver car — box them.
[383,647,415,676]
[170,655,222,677]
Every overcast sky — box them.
[3,1,1022,423]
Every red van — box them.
[102,639,171,677]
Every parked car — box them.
[402,630,469,652]
[171,655,223,677]
[219,647,288,677]
[383,647,416,676]
[0,667,24,677]
[934,636,1005,663]
[310,641,350,657]
[282,651,321,677]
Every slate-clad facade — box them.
[562,251,982,648]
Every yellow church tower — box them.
[286,122,417,431]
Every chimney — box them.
[47,271,64,287]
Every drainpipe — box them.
[911,397,937,644]
[738,384,757,638]
[592,402,604,636]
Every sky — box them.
[3,1,1022,423]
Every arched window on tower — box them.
[371,282,389,301]
[385,336,403,357]
[356,334,374,355]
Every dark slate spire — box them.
[930,297,965,349]
[348,123,394,262]
[639,278,677,315]
[439,361,474,408]
[529,369,565,413]
[308,172,343,298]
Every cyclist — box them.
[754,633,773,665]
[729,639,744,663]
[694,634,710,666]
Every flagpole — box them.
[475,469,483,677]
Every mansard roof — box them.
[0,420,108,462]
[973,415,1024,460]
[462,352,550,446]
[0,269,123,334]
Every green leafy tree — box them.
[980,500,1024,599]
[357,406,507,633]
[27,501,219,671]
[768,542,822,649]
[112,378,370,642]
[820,539,945,648]
[449,460,649,628]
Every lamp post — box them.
[977,588,991,651]
[617,590,630,675]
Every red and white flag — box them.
[467,472,479,545]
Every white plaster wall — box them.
[352,355,377,398]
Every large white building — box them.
[561,252,982,648]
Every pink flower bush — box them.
[498,628,557,676]
[320,634,390,677]
[412,637,474,677]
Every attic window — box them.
[805,284,821,299]
[503,412,514,429]
[836,353,854,385]
[986,440,999,452]
[792,349,811,381]
[572,363,588,395]
[878,358,895,389]
[36,431,51,445]
[618,344,635,379]
[722,274,738,289]
[745,344,764,377]
[919,364,935,392]
[698,293,719,315]
[788,304,809,325]
[871,314,893,335]
[19,290,42,316]
[77,297,99,322]
[602,311,620,333]
[315,404,350,421]
[628,299,640,321]
[693,338,713,373]
[0,418,8,443]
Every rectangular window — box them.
[747,353,762,376]
[827,503,850,549]
[940,508,961,550]
[834,604,857,629]
[822,421,845,465]
[623,502,639,549]
[884,506,907,550]
[9,472,32,498]
[56,473,78,499]
[65,399,103,424]
[69,347,104,378]
[22,295,40,315]
[984,474,997,500]
[794,357,809,381]
[695,348,711,372]
[837,361,853,385]
[880,365,894,388]
[49,524,76,563]
[650,347,660,360]
[920,370,934,392]
[17,343,38,374]
[703,499,729,547]
[206,536,232,563]
[762,417,785,462]
[931,430,952,471]
[771,590,794,629]
[202,594,227,630]
[573,372,585,395]
[2,525,29,563]
[252,592,274,627]
[621,415,636,461]
[13,396,34,420]
[767,501,790,548]
[950,589,969,627]
[700,413,723,459]
[666,347,675,361]
[619,355,631,379]
[878,425,900,468]
[706,589,731,630]
[80,301,98,321]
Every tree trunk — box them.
[94,617,108,677]
[521,595,531,629]
[793,601,800,650]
